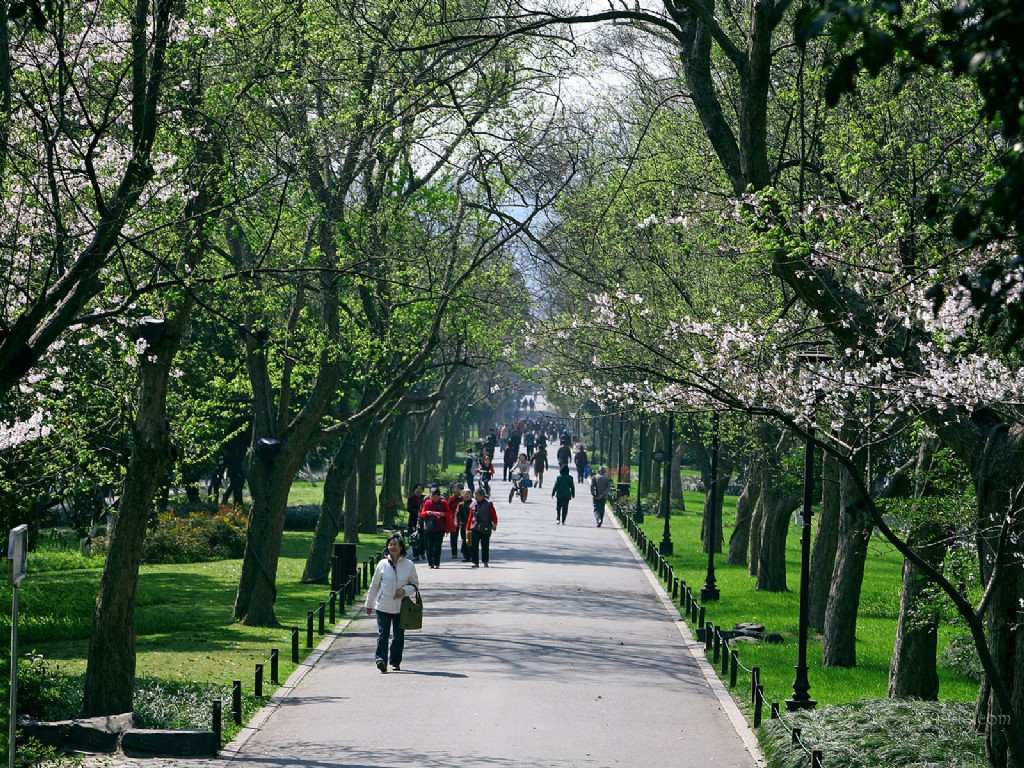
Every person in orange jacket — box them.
[446,485,462,560]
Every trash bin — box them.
[616,482,630,500]
[332,542,357,591]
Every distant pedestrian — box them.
[574,445,589,483]
[446,485,462,559]
[502,443,516,481]
[551,465,576,525]
[365,534,419,673]
[556,441,571,469]
[468,488,498,568]
[591,466,613,527]
[524,430,536,459]
[406,484,425,562]
[532,449,546,488]
[464,450,478,493]
[456,489,473,562]
[420,487,449,569]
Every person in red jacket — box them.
[419,486,450,569]
[468,488,498,568]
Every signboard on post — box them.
[8,524,28,768]
[7,524,27,586]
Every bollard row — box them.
[612,504,826,766]
[208,549,383,748]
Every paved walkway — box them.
[83,462,762,768]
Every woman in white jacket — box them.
[365,534,420,673]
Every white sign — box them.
[8,524,27,586]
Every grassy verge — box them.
[2,529,386,747]
[620,491,984,766]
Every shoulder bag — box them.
[399,585,423,630]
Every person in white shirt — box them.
[365,534,420,672]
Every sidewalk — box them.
[83,463,762,768]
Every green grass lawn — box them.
[629,491,979,709]
[7,531,386,686]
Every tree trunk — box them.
[809,451,841,631]
[641,421,657,496]
[749,491,765,578]
[302,431,360,582]
[755,485,800,592]
[81,343,178,716]
[822,463,873,667]
[358,422,385,533]
[379,417,405,528]
[232,451,300,626]
[727,477,755,566]
[670,441,685,509]
[888,437,945,699]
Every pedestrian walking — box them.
[556,440,571,469]
[420,486,449,569]
[551,465,575,525]
[502,442,516,481]
[364,534,419,673]
[456,489,473,562]
[468,488,498,568]
[406,484,425,562]
[532,448,546,489]
[591,466,613,527]
[574,445,589,483]
[446,485,462,560]
[464,450,478,493]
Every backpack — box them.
[473,501,493,533]
[590,481,600,498]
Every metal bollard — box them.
[713,627,721,662]
[348,575,357,603]
[811,750,823,768]
[770,702,780,720]
[318,601,326,634]
[698,605,705,630]
[672,577,679,600]
[291,626,299,663]
[255,663,263,697]
[729,650,738,688]
[330,591,336,623]
[791,728,802,745]
[753,685,764,727]
[705,622,713,652]
[212,700,222,745]
[751,666,761,705]
[232,680,242,725]
[306,611,314,648]
[721,638,729,675]
[339,582,347,612]
[271,648,279,684]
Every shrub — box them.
[141,506,247,564]
[940,632,984,682]
[284,505,321,531]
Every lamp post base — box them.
[700,587,720,601]
[659,540,673,556]
[785,696,817,711]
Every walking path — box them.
[83,458,762,768]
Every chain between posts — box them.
[210,549,385,748]
[612,502,825,766]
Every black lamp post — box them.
[786,350,831,712]
[659,415,673,555]
[701,412,721,601]
[634,417,646,523]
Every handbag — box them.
[399,585,423,630]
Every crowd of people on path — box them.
[366,419,620,673]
